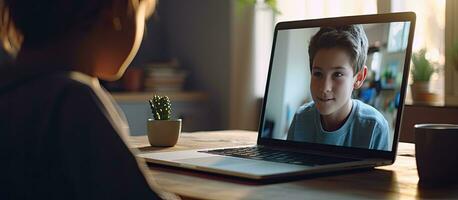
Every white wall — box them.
[264,28,318,139]
[264,31,289,137]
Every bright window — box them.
[391,0,445,103]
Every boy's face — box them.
[310,47,365,117]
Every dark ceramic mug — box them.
[415,124,458,186]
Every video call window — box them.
[261,22,411,152]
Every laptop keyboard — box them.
[199,146,360,166]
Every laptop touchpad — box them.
[175,156,312,176]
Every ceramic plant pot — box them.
[410,82,436,104]
[147,119,182,147]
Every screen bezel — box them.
[257,12,416,161]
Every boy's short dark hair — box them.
[0,0,110,49]
[308,25,368,74]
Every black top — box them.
[0,64,161,200]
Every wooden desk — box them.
[127,130,458,200]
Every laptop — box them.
[137,12,416,180]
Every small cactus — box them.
[148,95,172,120]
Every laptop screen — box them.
[260,14,415,153]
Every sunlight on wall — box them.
[276,0,377,22]
[392,0,445,99]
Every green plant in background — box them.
[411,49,435,82]
[148,95,172,120]
[383,68,394,80]
[237,0,280,14]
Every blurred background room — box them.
[2,0,458,139]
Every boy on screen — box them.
[287,25,390,151]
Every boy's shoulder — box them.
[0,66,100,118]
[296,101,316,114]
[353,99,388,126]
[0,64,92,95]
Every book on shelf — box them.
[143,59,188,92]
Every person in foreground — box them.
[0,0,171,199]
[287,25,390,151]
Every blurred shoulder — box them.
[296,101,315,115]
[354,99,388,126]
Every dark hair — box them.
[0,0,112,51]
[308,25,368,74]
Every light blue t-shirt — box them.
[287,99,390,151]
